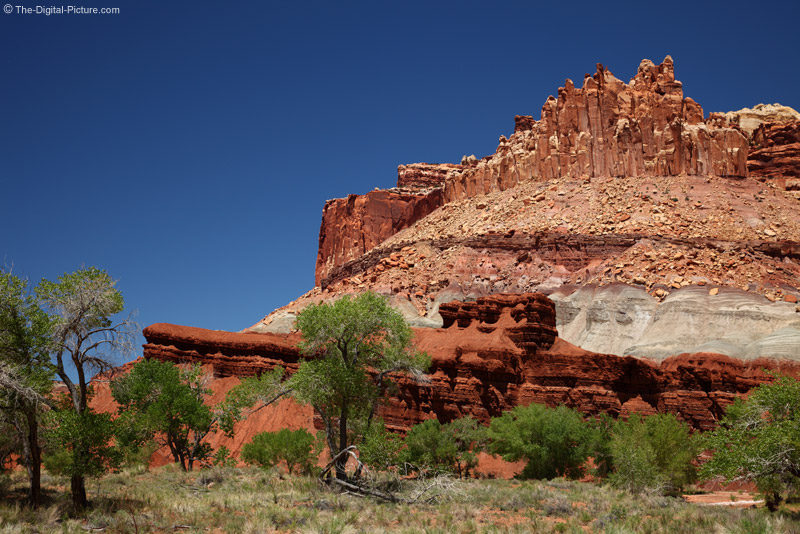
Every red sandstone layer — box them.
[749,120,800,190]
[143,294,800,434]
[314,162,459,284]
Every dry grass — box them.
[0,466,798,533]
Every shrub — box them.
[241,428,317,475]
[212,446,237,468]
[609,413,697,495]
[488,403,592,479]
[358,420,402,472]
[401,419,456,475]
[401,416,486,477]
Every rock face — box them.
[142,323,303,377]
[276,58,800,362]
[443,57,748,202]
[551,284,800,360]
[314,163,458,285]
[143,294,800,435]
[314,58,755,288]
[718,103,800,137]
[397,163,459,191]
[315,189,443,285]
[749,120,800,190]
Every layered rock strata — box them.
[315,163,458,284]
[144,294,800,433]
[748,120,800,191]
[550,284,800,360]
[313,57,768,287]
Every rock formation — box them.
[551,285,800,360]
[143,294,800,435]
[443,58,748,202]
[718,103,800,137]
[263,57,800,362]
[749,120,800,192]
[129,57,800,459]
[315,164,457,284]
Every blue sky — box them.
[2,0,798,360]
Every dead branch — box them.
[318,446,460,504]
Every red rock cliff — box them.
[315,163,457,285]
[748,120,800,191]
[142,294,799,434]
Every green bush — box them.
[241,428,317,475]
[401,416,486,477]
[212,446,237,468]
[608,413,696,495]
[488,403,592,479]
[358,420,402,472]
[587,413,615,478]
[401,419,455,475]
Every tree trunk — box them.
[335,405,348,481]
[765,491,782,512]
[71,474,87,512]
[25,411,41,508]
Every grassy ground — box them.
[0,466,798,533]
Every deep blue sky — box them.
[2,0,798,360]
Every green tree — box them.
[241,428,317,475]
[445,416,487,478]
[112,359,215,471]
[701,375,800,511]
[292,292,429,480]
[608,413,697,495]
[223,292,429,482]
[488,403,592,480]
[42,409,120,483]
[0,271,54,507]
[587,413,615,478]
[37,267,135,511]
